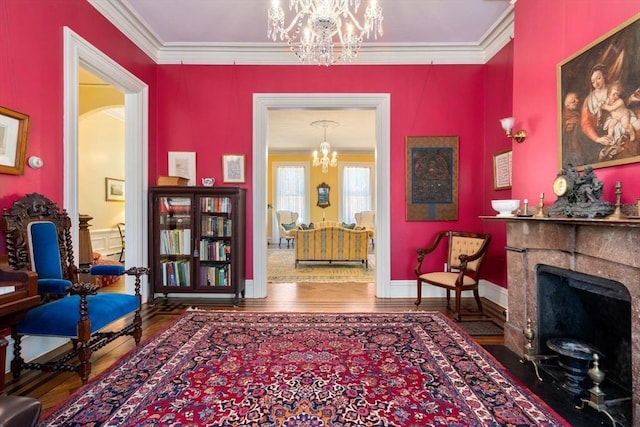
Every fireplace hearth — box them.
[497,217,640,425]
[537,264,631,394]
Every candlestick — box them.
[534,192,545,218]
[608,181,627,220]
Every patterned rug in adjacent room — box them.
[41,311,569,426]
[267,248,375,283]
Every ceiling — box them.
[87,0,515,153]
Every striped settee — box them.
[292,225,372,268]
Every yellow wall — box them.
[267,152,374,240]
[79,85,125,232]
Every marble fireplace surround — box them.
[500,218,640,422]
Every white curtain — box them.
[275,165,308,223]
[340,165,373,223]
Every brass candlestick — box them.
[533,192,545,218]
[608,181,627,220]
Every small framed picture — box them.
[168,151,196,186]
[222,154,245,183]
[105,177,125,202]
[493,149,512,190]
[0,105,30,175]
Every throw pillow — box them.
[282,222,297,231]
[298,223,309,230]
[341,222,356,229]
[308,222,315,229]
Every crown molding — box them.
[89,1,514,65]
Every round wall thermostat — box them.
[28,156,44,169]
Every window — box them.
[340,163,374,223]
[274,163,309,223]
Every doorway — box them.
[253,94,391,299]
[63,27,149,300]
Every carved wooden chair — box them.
[2,193,148,384]
[117,222,125,262]
[414,231,491,321]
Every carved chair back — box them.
[2,193,78,287]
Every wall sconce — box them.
[500,117,527,143]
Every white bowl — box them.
[491,199,520,217]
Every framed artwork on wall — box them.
[105,177,125,202]
[222,154,245,183]
[0,105,30,175]
[168,151,196,186]
[405,136,458,221]
[493,149,512,190]
[558,14,640,171]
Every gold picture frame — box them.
[558,13,640,170]
[405,136,458,221]
[493,149,512,190]
[0,105,30,175]
[222,154,245,183]
[105,177,125,202]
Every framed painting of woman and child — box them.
[559,13,640,171]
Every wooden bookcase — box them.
[148,186,246,303]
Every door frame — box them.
[63,27,149,299]
[252,93,391,298]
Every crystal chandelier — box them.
[268,0,384,66]
[311,120,338,173]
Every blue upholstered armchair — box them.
[2,193,148,384]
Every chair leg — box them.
[414,280,422,306]
[454,289,462,322]
[445,289,451,307]
[473,289,484,314]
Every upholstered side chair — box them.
[354,210,375,247]
[275,210,299,247]
[414,231,491,321]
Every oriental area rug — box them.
[40,311,569,426]
[267,249,375,283]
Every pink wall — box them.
[0,0,157,252]
[4,1,634,288]
[512,1,640,202]
[483,43,515,286]
[154,64,492,281]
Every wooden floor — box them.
[5,280,504,417]
[8,279,623,426]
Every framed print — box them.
[405,136,458,221]
[168,151,196,186]
[559,14,640,171]
[493,149,512,190]
[105,177,125,202]
[222,154,245,183]
[0,105,30,175]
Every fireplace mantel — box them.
[481,215,640,228]
[487,216,640,422]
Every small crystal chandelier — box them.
[268,0,384,66]
[311,120,338,173]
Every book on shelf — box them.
[159,197,191,215]
[199,264,229,287]
[157,176,189,186]
[161,259,191,287]
[159,229,191,255]
[200,196,232,213]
